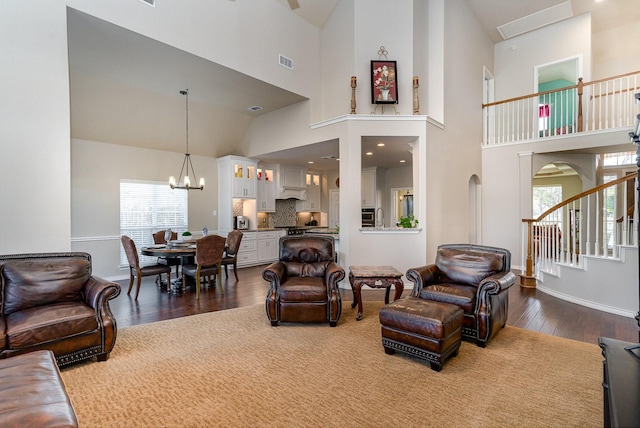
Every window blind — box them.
[120,180,188,265]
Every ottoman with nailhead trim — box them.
[379,297,463,372]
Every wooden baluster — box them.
[520,219,537,288]
[577,77,584,132]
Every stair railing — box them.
[483,71,640,145]
[520,172,638,287]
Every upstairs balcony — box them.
[482,71,640,318]
[482,71,640,146]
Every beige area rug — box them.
[61,302,602,428]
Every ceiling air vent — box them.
[279,54,294,70]
[497,1,572,40]
[139,0,155,6]
[247,106,263,112]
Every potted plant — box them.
[181,231,192,241]
[398,215,418,228]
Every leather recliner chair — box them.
[262,236,345,327]
[406,244,516,347]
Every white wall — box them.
[592,20,640,79]
[0,1,71,254]
[71,139,217,278]
[420,0,493,260]
[494,14,592,100]
[539,247,639,318]
[69,0,321,101]
[320,0,355,120]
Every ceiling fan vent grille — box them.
[139,0,155,6]
[279,54,294,70]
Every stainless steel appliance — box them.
[286,227,305,235]
[361,208,375,227]
[234,216,249,230]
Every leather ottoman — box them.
[379,297,463,371]
[0,350,78,427]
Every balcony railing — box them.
[482,71,640,145]
[520,172,638,287]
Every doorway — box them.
[391,188,413,226]
[534,57,581,135]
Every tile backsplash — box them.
[256,199,321,228]
[273,199,297,227]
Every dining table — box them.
[141,241,197,294]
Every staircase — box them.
[521,173,639,317]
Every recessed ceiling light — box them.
[400,159,406,163]
[307,161,314,164]
[366,152,373,156]
[377,143,385,147]
[247,106,263,112]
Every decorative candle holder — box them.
[413,76,420,115]
[350,76,357,114]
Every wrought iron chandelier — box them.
[169,89,204,190]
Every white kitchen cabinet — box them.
[257,230,283,263]
[361,167,376,208]
[296,170,321,212]
[257,164,276,212]
[231,159,256,198]
[218,155,256,199]
[237,231,257,267]
[280,165,305,189]
[217,155,258,234]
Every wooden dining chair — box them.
[182,235,227,299]
[222,230,243,281]
[152,230,181,278]
[121,235,171,300]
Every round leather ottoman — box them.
[379,297,463,371]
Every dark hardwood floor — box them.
[109,265,639,345]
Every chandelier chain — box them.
[170,89,204,190]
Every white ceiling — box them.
[465,0,640,43]
[67,0,640,171]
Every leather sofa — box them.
[0,252,121,366]
[0,349,78,427]
[406,244,516,347]
[263,236,345,326]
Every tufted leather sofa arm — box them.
[325,261,346,288]
[262,261,286,286]
[478,271,517,295]
[406,264,440,297]
[84,276,122,311]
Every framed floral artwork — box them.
[371,60,397,104]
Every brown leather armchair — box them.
[262,236,345,327]
[406,244,516,347]
[0,252,121,366]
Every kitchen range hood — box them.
[279,187,307,200]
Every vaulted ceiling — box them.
[67,0,640,170]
